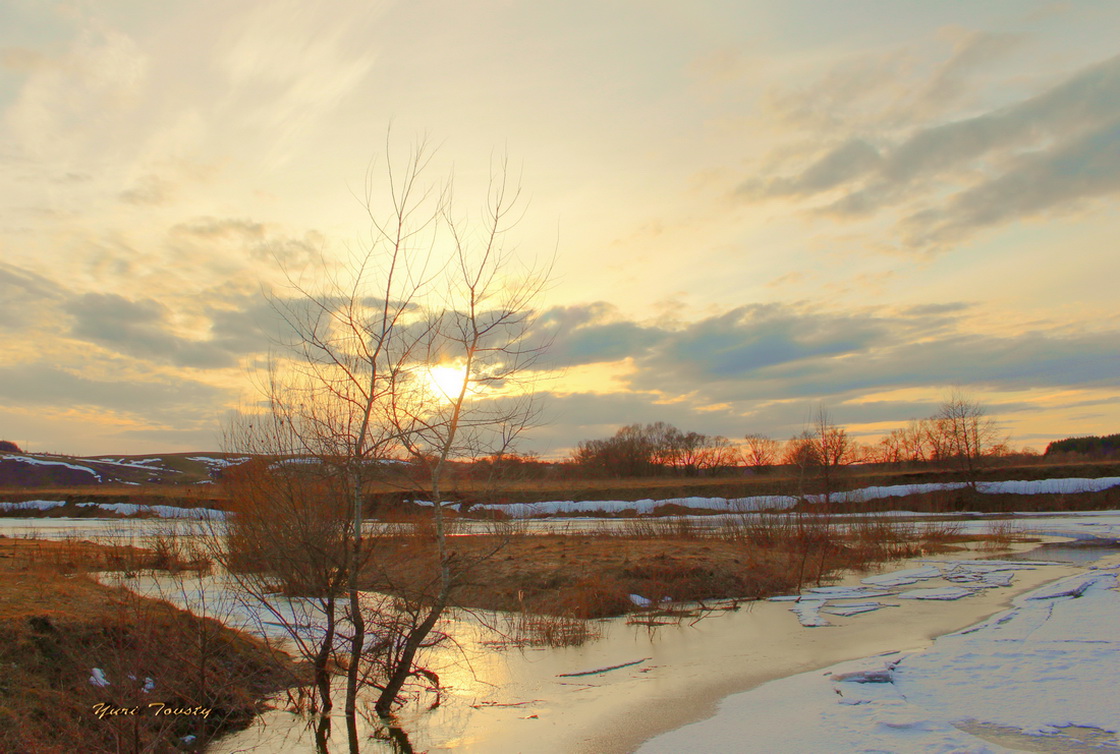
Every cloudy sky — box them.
[3,0,1119,457]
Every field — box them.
[2,449,1118,752]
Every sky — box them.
[2,0,1119,458]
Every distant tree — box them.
[0,440,21,453]
[742,433,779,468]
[875,428,906,465]
[1044,434,1120,458]
[808,406,857,504]
[573,423,739,477]
[783,407,857,502]
[935,390,1005,490]
[573,422,674,477]
[663,430,739,476]
[573,424,660,477]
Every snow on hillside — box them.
[187,456,251,469]
[85,457,183,472]
[0,454,103,481]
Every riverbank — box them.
[0,537,296,754]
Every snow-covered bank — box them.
[640,557,1120,753]
[2,475,1118,522]
[0,500,227,519]
[432,476,1120,517]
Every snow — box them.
[460,477,1120,518]
[74,502,227,519]
[640,562,1120,753]
[787,599,830,627]
[821,602,892,617]
[0,454,102,481]
[89,668,110,687]
[87,457,179,471]
[0,500,67,512]
[187,455,250,468]
[628,594,653,608]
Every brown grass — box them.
[0,534,210,576]
[360,516,966,621]
[0,538,294,754]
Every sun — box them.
[425,364,469,403]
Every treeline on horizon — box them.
[488,423,1120,482]
[1044,433,1120,457]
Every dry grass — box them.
[978,519,1025,551]
[0,534,210,577]
[0,537,294,754]
[359,514,966,623]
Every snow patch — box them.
[0,500,67,512]
[1,454,102,481]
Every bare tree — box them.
[936,390,1005,490]
[743,433,780,468]
[784,407,856,503]
[811,406,856,504]
[371,153,550,718]
[226,136,550,743]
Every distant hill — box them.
[0,451,249,488]
[1044,434,1120,457]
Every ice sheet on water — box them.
[1027,572,1111,601]
[896,586,975,601]
[803,585,895,599]
[822,602,892,617]
[790,600,830,627]
[641,563,1120,753]
[861,566,942,587]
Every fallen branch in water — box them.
[557,657,650,678]
[470,700,543,709]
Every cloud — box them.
[0,262,66,330]
[534,303,664,368]
[747,48,1120,252]
[170,217,321,266]
[0,363,225,418]
[119,174,172,205]
[903,118,1120,245]
[64,292,267,369]
[752,138,882,197]
[524,301,1120,426]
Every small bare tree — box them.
[226,136,550,743]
